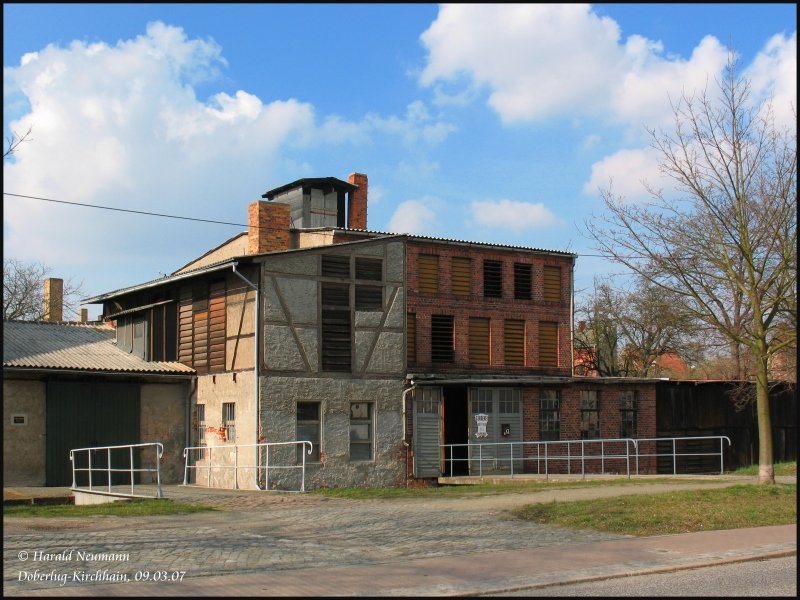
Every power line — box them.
[3,191,638,259]
[4,192,247,228]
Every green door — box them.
[46,381,140,486]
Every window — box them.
[321,255,351,278]
[350,402,374,461]
[195,404,206,446]
[543,266,561,302]
[504,320,525,366]
[355,285,382,311]
[514,263,532,300]
[469,317,490,365]
[483,260,503,298]
[538,321,559,367]
[418,254,439,295]
[321,282,351,371]
[407,313,417,365]
[540,390,560,441]
[355,257,382,281]
[222,402,236,443]
[620,391,638,438]
[431,315,455,363]
[451,257,472,297]
[297,402,321,462]
[580,390,600,439]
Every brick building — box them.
[81,172,659,489]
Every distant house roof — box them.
[2,320,195,375]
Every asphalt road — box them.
[493,556,798,597]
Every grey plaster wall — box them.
[261,376,406,489]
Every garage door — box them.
[46,381,140,486]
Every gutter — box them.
[231,262,261,490]
[401,381,416,489]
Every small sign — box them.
[475,413,489,438]
[12,414,27,426]
[501,424,511,437]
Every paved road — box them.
[3,477,796,596]
[494,556,797,596]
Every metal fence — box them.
[441,435,732,479]
[183,441,313,492]
[69,442,164,498]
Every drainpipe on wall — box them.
[231,262,260,490]
[570,257,576,377]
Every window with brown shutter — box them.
[543,265,561,302]
[451,257,471,297]
[407,313,417,365]
[418,254,439,295]
[469,317,490,364]
[504,319,525,366]
[538,321,558,367]
[178,280,226,374]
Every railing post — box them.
[719,437,724,475]
[208,446,212,488]
[601,440,605,474]
[567,442,571,475]
[673,439,677,475]
[581,441,585,479]
[183,448,189,486]
[544,443,548,480]
[265,445,270,491]
[510,442,514,477]
[107,447,112,493]
[88,449,93,491]
[156,443,163,498]
[130,445,135,496]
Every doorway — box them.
[443,386,469,476]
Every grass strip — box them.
[732,461,796,476]
[511,484,796,536]
[4,498,216,518]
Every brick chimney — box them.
[347,173,368,230]
[248,200,292,254]
[43,278,63,322]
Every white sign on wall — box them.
[475,413,489,438]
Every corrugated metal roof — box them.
[2,321,195,375]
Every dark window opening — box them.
[321,255,351,278]
[355,257,383,281]
[483,260,503,298]
[540,390,560,441]
[431,315,455,363]
[580,390,600,439]
[355,285,382,311]
[514,263,532,300]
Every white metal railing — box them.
[440,435,733,479]
[633,436,732,475]
[69,442,164,498]
[442,438,637,479]
[182,441,313,492]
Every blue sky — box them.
[3,4,796,318]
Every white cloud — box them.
[2,22,456,296]
[468,199,557,232]
[745,31,797,129]
[387,198,438,235]
[582,148,665,201]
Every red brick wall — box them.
[520,382,657,475]
[406,240,574,375]
[248,201,291,253]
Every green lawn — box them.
[732,461,796,476]
[511,483,796,536]
[4,498,216,518]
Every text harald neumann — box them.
[31,550,130,562]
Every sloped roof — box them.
[2,320,195,375]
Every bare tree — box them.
[3,126,32,160]
[586,58,797,484]
[3,258,85,321]
[575,277,702,378]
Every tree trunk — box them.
[754,346,775,484]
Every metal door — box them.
[46,381,140,486]
[413,387,442,477]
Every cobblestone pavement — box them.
[3,478,795,596]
